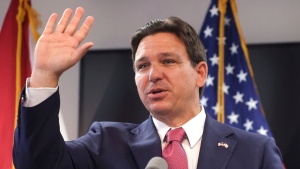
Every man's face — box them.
[134,32,207,121]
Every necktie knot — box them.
[166,127,186,143]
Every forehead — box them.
[135,32,187,60]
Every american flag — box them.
[199,0,272,137]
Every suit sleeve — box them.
[262,137,284,169]
[13,88,98,169]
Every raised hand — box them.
[30,7,94,87]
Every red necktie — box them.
[162,127,188,169]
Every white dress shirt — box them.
[24,78,58,107]
[152,107,206,169]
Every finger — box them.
[43,13,58,35]
[64,7,84,35]
[71,42,94,63]
[73,16,94,43]
[55,8,73,33]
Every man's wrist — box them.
[29,68,59,88]
[24,78,58,107]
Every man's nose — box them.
[149,64,163,83]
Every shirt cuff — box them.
[24,78,58,107]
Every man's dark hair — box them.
[131,16,207,96]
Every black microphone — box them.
[145,157,168,169]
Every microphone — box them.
[145,157,168,169]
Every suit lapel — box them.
[127,114,238,169]
[126,116,162,169]
[197,115,237,169]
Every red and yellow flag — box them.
[0,0,40,168]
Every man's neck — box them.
[151,106,202,127]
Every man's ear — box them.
[195,61,208,87]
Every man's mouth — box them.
[149,89,164,95]
[147,88,167,99]
[153,90,163,94]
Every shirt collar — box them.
[152,106,206,148]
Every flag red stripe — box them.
[0,0,19,168]
[0,0,31,168]
[21,12,31,88]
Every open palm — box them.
[31,7,94,87]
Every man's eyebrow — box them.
[160,52,180,57]
[134,56,148,65]
[134,52,181,64]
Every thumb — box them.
[72,42,94,62]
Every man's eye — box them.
[137,64,148,70]
[164,60,175,64]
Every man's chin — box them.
[147,105,173,116]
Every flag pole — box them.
[217,0,228,123]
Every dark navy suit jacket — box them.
[13,89,283,169]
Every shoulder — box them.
[86,116,153,135]
[204,114,282,156]
[204,115,283,168]
[205,114,271,143]
[205,114,283,163]
[227,122,270,143]
[88,121,140,135]
[69,120,147,149]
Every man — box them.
[13,7,283,169]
